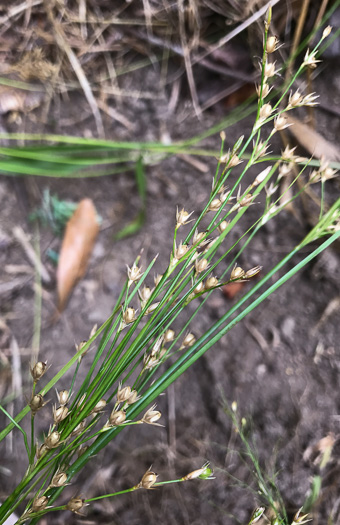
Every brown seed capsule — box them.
[195,258,209,274]
[176,208,193,228]
[208,198,222,212]
[36,443,48,460]
[154,273,163,286]
[117,384,131,403]
[273,115,290,131]
[266,35,279,53]
[32,495,48,512]
[77,445,89,458]
[91,399,107,414]
[205,276,218,290]
[230,266,245,280]
[164,329,175,343]
[109,410,126,426]
[126,390,139,405]
[57,390,70,406]
[44,430,61,449]
[127,262,143,284]
[139,286,152,304]
[66,497,85,513]
[141,404,162,426]
[30,361,47,382]
[50,471,68,488]
[182,333,196,347]
[193,230,206,245]
[53,405,69,425]
[145,302,159,315]
[193,282,204,295]
[259,103,272,120]
[29,394,46,415]
[244,266,262,279]
[71,420,86,437]
[123,307,136,325]
[174,242,188,260]
[139,469,158,489]
[218,220,229,234]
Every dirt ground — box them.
[1,9,340,525]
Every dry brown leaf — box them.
[57,199,100,312]
[286,115,340,161]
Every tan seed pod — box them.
[192,230,205,245]
[36,443,48,460]
[164,329,175,343]
[71,420,86,437]
[123,307,136,325]
[264,61,276,78]
[218,220,229,234]
[109,410,126,426]
[127,262,143,284]
[208,198,222,212]
[174,242,188,260]
[259,103,272,120]
[66,497,86,513]
[45,431,61,449]
[53,405,69,425]
[183,468,206,480]
[194,282,204,294]
[126,390,139,405]
[50,471,68,488]
[154,273,163,286]
[244,266,262,279]
[29,394,46,415]
[141,404,162,426]
[77,445,89,458]
[145,302,159,315]
[230,265,245,280]
[117,384,131,403]
[182,333,196,347]
[32,495,48,512]
[205,277,218,290]
[139,469,158,489]
[91,399,107,414]
[195,258,209,274]
[266,35,279,53]
[57,390,70,406]
[30,361,47,382]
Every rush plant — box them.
[0,10,339,525]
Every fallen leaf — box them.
[57,199,100,312]
[286,115,340,161]
[222,281,246,299]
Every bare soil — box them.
[1,27,340,525]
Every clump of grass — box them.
[0,10,339,525]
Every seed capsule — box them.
[30,361,47,382]
[50,471,68,488]
[91,399,106,414]
[195,258,209,274]
[266,35,279,53]
[29,394,46,415]
[230,266,245,280]
[123,307,136,325]
[139,469,158,489]
[36,443,48,460]
[57,390,70,406]
[45,430,61,449]
[205,276,218,290]
[32,495,48,512]
[109,410,126,426]
[53,405,69,424]
[66,497,86,514]
[126,390,139,405]
[117,385,131,403]
[164,329,175,343]
[141,404,162,426]
[182,333,196,347]
[71,420,86,437]
[208,198,222,212]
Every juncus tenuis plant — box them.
[0,9,339,525]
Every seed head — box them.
[256,83,271,98]
[71,420,86,437]
[176,208,194,228]
[77,445,89,458]
[182,332,196,348]
[303,49,320,69]
[264,61,277,78]
[273,114,291,131]
[281,145,297,162]
[254,140,270,159]
[154,273,163,286]
[66,497,87,514]
[322,26,332,39]
[117,384,132,403]
[288,90,303,107]
[239,193,253,207]
[259,103,272,120]
[278,163,292,180]
[193,281,204,295]
[53,405,69,425]
[193,229,206,245]
[218,220,229,234]
[50,471,68,488]
[126,390,140,405]
[29,394,47,415]
[141,404,163,426]
[139,468,158,489]
[174,241,189,260]
[45,430,61,449]
[145,302,160,315]
[164,328,175,343]
[32,495,48,512]
[205,276,218,290]
[109,409,126,426]
[266,35,280,53]
[36,443,48,459]
[244,266,262,279]
[195,258,209,274]
[123,307,136,325]
[91,399,107,414]
[208,198,222,212]
[30,361,47,382]
[302,93,319,107]
[219,152,242,167]
[56,390,70,406]
[182,464,214,480]
[252,166,272,187]
[139,286,152,306]
[230,265,245,280]
[127,262,143,285]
